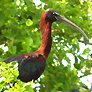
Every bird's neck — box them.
[35,13,52,59]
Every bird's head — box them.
[44,8,60,22]
[44,8,89,42]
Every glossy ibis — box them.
[3,8,89,82]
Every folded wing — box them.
[3,53,46,82]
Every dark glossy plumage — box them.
[3,53,46,82]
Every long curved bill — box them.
[57,15,89,42]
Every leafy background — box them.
[0,0,92,92]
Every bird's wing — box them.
[18,53,46,82]
[3,53,46,82]
[3,52,40,63]
[3,55,24,64]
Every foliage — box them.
[0,0,92,91]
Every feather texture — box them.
[3,53,46,82]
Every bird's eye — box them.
[53,12,60,15]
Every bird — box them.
[3,8,89,82]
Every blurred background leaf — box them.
[0,0,92,92]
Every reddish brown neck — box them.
[35,12,52,59]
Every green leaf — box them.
[26,19,33,26]
[82,48,91,55]
[78,55,84,62]
[0,11,5,21]
[24,85,34,92]
[0,48,4,55]
[71,38,78,44]
[25,37,33,46]
[12,46,17,54]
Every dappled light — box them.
[0,0,92,92]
